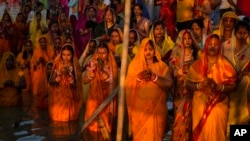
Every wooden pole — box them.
[116,0,131,140]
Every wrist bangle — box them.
[152,75,158,82]
[221,84,225,92]
[196,83,201,89]
[136,77,142,82]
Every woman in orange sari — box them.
[83,42,118,141]
[0,52,26,107]
[30,36,54,109]
[186,34,236,141]
[16,40,33,106]
[125,38,173,141]
[48,44,82,121]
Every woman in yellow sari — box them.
[125,38,173,141]
[16,39,33,106]
[29,12,48,49]
[170,29,200,141]
[213,11,239,42]
[149,21,174,62]
[48,44,82,121]
[83,42,118,141]
[0,52,26,107]
[222,21,250,139]
[186,34,237,141]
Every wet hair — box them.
[235,20,250,33]
[97,42,109,54]
[61,45,74,60]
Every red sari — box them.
[187,36,236,141]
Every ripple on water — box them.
[16,134,45,141]
[14,130,29,136]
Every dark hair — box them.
[192,19,204,29]
[147,40,159,63]
[36,12,41,17]
[86,20,97,29]
[243,16,250,24]
[152,21,166,30]
[61,45,74,60]
[97,42,109,54]
[49,20,59,29]
[235,20,250,33]
[182,30,199,60]
[133,3,143,11]
[129,29,138,41]
[22,40,33,59]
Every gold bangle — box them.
[196,83,201,89]
[221,84,225,92]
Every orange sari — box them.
[125,38,170,141]
[186,36,236,141]
[30,36,54,109]
[48,44,82,121]
[16,40,33,106]
[0,52,24,106]
[84,46,118,141]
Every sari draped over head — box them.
[30,35,54,109]
[16,39,33,92]
[108,27,123,55]
[74,6,100,58]
[92,8,118,42]
[0,52,23,106]
[48,43,82,121]
[170,30,197,141]
[79,39,99,104]
[223,36,250,139]
[84,44,118,141]
[116,29,140,62]
[149,24,174,60]
[213,11,239,41]
[29,12,48,49]
[125,38,170,141]
[186,35,236,141]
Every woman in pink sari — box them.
[186,34,236,141]
[74,6,100,58]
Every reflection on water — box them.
[0,106,82,141]
[0,99,174,141]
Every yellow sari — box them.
[125,38,170,141]
[222,37,250,140]
[0,52,24,106]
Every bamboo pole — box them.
[116,0,131,140]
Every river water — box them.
[0,101,173,141]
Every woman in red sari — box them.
[186,34,236,141]
[48,44,82,121]
[125,38,173,140]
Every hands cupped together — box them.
[137,69,157,82]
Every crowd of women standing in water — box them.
[1,0,250,141]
